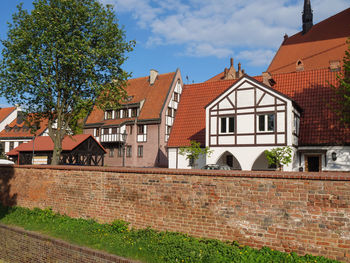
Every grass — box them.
[0,205,341,263]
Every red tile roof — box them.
[168,68,349,147]
[267,8,350,74]
[271,69,348,145]
[85,71,177,126]
[0,107,16,124]
[0,117,48,138]
[7,134,105,155]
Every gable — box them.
[207,77,290,112]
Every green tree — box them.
[335,39,350,126]
[0,0,134,164]
[179,141,213,168]
[264,146,293,171]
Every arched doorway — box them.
[251,151,276,171]
[216,151,242,170]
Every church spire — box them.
[302,0,313,34]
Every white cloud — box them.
[99,0,349,64]
[237,49,276,67]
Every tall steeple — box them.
[302,0,313,34]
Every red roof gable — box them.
[168,69,349,147]
[85,71,177,125]
[0,107,16,124]
[7,134,106,155]
[267,8,350,74]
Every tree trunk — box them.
[51,133,63,165]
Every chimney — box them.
[329,60,341,72]
[262,72,275,87]
[224,57,243,80]
[149,69,158,85]
[302,0,313,34]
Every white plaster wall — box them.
[168,148,177,169]
[168,147,206,169]
[297,146,350,171]
[207,146,295,171]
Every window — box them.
[115,110,120,119]
[126,146,132,157]
[174,92,179,102]
[258,114,275,132]
[138,125,145,134]
[112,127,118,134]
[131,108,138,117]
[109,148,114,157]
[9,142,14,151]
[118,147,122,157]
[294,114,300,136]
[103,128,109,134]
[106,110,113,120]
[137,145,143,158]
[167,107,172,117]
[123,109,128,118]
[220,117,235,133]
[166,125,171,135]
[130,125,133,135]
[95,128,100,137]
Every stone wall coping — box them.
[0,223,141,263]
[1,164,350,181]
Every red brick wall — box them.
[1,165,350,262]
[0,224,137,263]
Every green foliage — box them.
[334,38,350,126]
[179,141,213,167]
[264,146,293,170]
[0,205,340,263]
[0,0,135,164]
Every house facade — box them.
[84,69,183,167]
[205,76,300,171]
[0,111,49,155]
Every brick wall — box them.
[0,165,350,262]
[0,224,138,263]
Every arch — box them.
[251,151,276,171]
[216,151,242,170]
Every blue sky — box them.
[0,0,349,107]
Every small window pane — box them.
[221,117,227,133]
[258,115,265,131]
[268,114,275,131]
[109,148,114,157]
[138,146,143,157]
[229,117,235,133]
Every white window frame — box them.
[257,114,275,132]
[219,116,235,134]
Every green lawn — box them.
[0,205,341,263]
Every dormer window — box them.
[123,109,128,118]
[105,110,113,120]
[115,110,120,119]
[131,108,138,117]
[296,59,304,71]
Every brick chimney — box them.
[223,58,244,80]
[149,69,158,85]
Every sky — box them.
[0,0,349,107]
